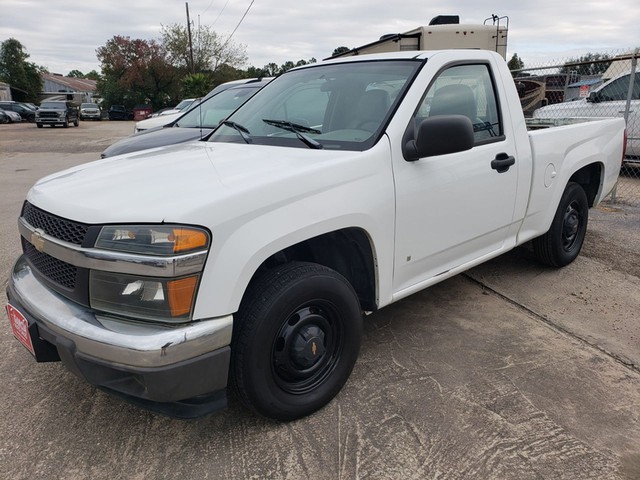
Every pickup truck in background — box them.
[533,70,639,165]
[35,101,79,128]
[6,50,626,421]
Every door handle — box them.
[491,153,515,173]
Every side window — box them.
[599,74,640,101]
[416,64,502,144]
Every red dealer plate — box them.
[6,304,35,356]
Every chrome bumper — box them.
[9,255,233,368]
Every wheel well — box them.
[569,163,602,207]
[249,228,377,311]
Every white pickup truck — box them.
[6,50,626,420]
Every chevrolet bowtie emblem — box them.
[31,229,46,253]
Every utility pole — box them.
[186,2,195,73]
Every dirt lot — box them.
[1,121,639,479]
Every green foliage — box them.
[96,35,181,109]
[332,46,351,57]
[0,38,45,102]
[161,23,247,73]
[183,73,212,98]
[85,70,101,81]
[246,58,317,78]
[67,69,85,78]
[507,53,525,72]
[559,53,612,76]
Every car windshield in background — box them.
[40,102,65,110]
[81,103,98,109]
[175,86,261,129]
[208,60,421,151]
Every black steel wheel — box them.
[533,182,588,267]
[232,262,362,421]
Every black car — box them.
[0,101,36,122]
[35,101,80,128]
[108,105,133,120]
[102,79,270,158]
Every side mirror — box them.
[587,91,600,103]
[403,115,475,161]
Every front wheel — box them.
[232,262,362,421]
[63,116,69,128]
[533,182,588,267]
[74,117,79,127]
[36,123,43,128]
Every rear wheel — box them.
[533,182,588,267]
[232,262,362,421]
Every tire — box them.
[533,182,588,267]
[63,116,69,128]
[36,123,43,128]
[74,117,79,127]
[232,261,362,421]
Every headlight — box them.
[95,225,209,255]
[91,225,210,322]
[90,271,199,322]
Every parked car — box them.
[0,108,22,123]
[134,78,269,132]
[534,70,640,164]
[102,79,271,158]
[35,101,79,128]
[0,101,36,122]
[108,105,133,121]
[149,98,197,118]
[79,103,101,121]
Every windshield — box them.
[81,103,98,108]
[175,86,261,129]
[40,102,65,110]
[208,60,421,151]
[175,99,195,111]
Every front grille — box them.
[23,239,77,290]
[22,202,89,245]
[39,112,62,119]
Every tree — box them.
[559,53,612,76]
[183,72,212,98]
[96,35,180,109]
[332,46,350,57]
[85,70,101,81]
[67,69,85,78]
[507,53,524,72]
[245,58,318,78]
[161,23,247,73]
[0,38,44,102]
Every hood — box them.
[101,127,213,158]
[26,141,367,226]
[135,112,181,131]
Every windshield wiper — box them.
[222,121,252,144]
[262,119,323,149]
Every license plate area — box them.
[6,303,60,362]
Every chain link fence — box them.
[510,48,640,206]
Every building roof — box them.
[42,73,97,93]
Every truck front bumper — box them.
[6,255,233,418]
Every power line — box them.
[202,0,216,15]
[222,0,255,48]
[211,0,230,27]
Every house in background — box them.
[41,73,98,104]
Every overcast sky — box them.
[3,0,639,75]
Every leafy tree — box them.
[560,53,612,76]
[183,72,212,97]
[332,46,350,57]
[161,23,247,73]
[507,53,524,71]
[67,69,85,78]
[85,70,101,81]
[0,38,45,102]
[96,35,180,109]
[245,58,317,78]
